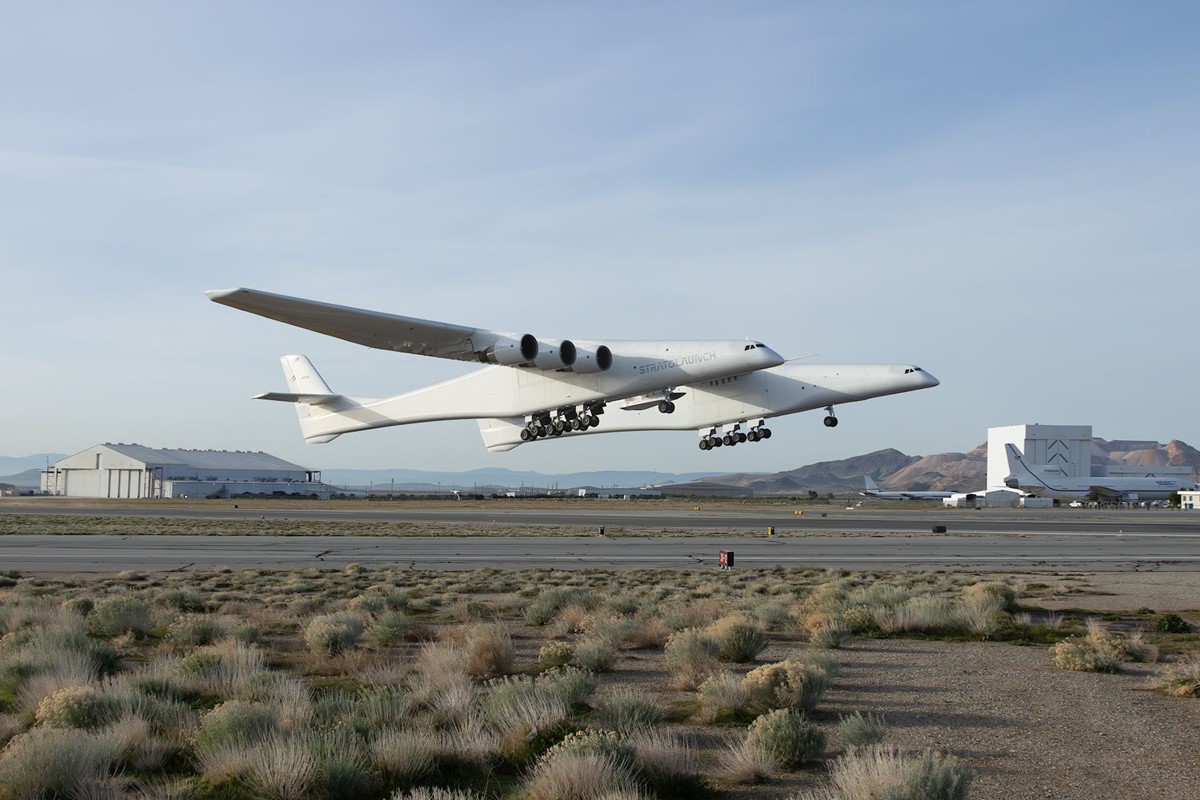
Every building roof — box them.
[99,443,311,472]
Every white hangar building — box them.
[41,443,338,499]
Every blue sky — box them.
[2,2,1197,474]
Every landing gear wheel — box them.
[520,429,532,441]
[699,440,710,451]
[823,416,838,428]
[723,434,733,446]
[665,401,675,413]
[747,430,760,442]
[762,428,772,439]
[737,432,747,443]
[588,417,600,428]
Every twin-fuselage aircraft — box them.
[206,288,940,452]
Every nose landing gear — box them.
[823,406,838,428]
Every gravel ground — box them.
[820,639,1200,800]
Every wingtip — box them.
[204,288,244,302]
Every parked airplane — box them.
[1003,444,1194,501]
[206,288,940,452]
[861,476,953,500]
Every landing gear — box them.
[523,402,605,441]
[698,420,771,451]
[823,406,838,428]
[657,400,676,414]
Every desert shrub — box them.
[1153,613,1191,633]
[539,641,575,669]
[389,789,484,800]
[353,685,410,729]
[90,596,151,638]
[596,687,664,734]
[464,623,514,679]
[708,615,767,663]
[245,734,319,800]
[194,700,279,749]
[842,604,875,633]
[664,628,721,689]
[370,728,440,783]
[347,592,388,617]
[365,611,414,647]
[754,601,791,631]
[696,672,752,723]
[1050,636,1121,672]
[157,588,207,612]
[541,666,598,708]
[810,623,851,649]
[61,597,94,617]
[526,750,639,800]
[0,727,117,798]
[1157,652,1200,697]
[482,675,570,759]
[1079,619,1158,664]
[821,744,972,800]
[304,613,365,656]
[540,729,635,771]
[169,614,225,646]
[177,640,267,697]
[574,637,619,672]
[32,684,116,729]
[838,711,887,747]
[963,580,1017,612]
[746,708,824,769]
[630,730,704,796]
[525,588,592,626]
[306,728,372,800]
[744,658,831,713]
[719,736,775,785]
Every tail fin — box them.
[865,475,880,493]
[255,355,353,444]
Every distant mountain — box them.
[320,466,727,491]
[0,454,64,474]
[0,469,44,488]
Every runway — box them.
[1,502,1196,572]
[4,501,1200,536]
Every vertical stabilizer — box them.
[865,475,880,493]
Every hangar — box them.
[40,443,341,499]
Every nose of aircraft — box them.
[760,346,786,368]
[919,369,940,388]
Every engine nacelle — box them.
[569,344,612,373]
[478,334,538,366]
[532,339,577,370]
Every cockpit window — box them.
[903,367,925,374]
[743,343,768,351]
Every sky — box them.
[2,1,1197,475]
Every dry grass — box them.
[0,561,1190,799]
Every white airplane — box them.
[1003,443,1194,501]
[205,288,941,452]
[861,475,953,500]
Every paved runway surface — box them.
[2,502,1196,571]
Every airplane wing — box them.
[206,287,526,364]
[1089,485,1124,500]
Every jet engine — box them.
[478,334,539,366]
[569,344,613,373]
[533,339,577,370]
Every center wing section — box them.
[205,287,542,366]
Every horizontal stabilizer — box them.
[255,391,345,406]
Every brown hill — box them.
[673,438,1195,497]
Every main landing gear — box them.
[823,405,838,428]
[657,399,676,414]
[698,420,772,451]
[518,402,605,441]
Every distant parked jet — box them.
[861,475,954,500]
[1003,444,1194,501]
[206,287,940,453]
